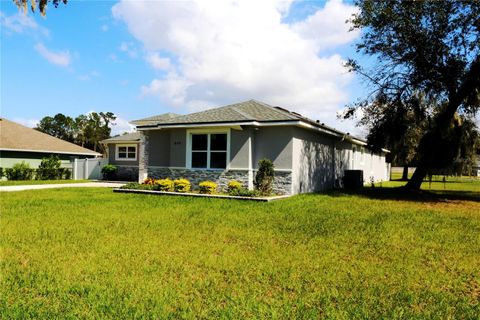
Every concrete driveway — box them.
[0,182,126,192]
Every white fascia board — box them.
[0,148,101,156]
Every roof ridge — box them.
[249,99,299,120]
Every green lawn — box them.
[1,181,479,318]
[0,179,90,186]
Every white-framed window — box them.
[186,129,230,170]
[115,144,137,161]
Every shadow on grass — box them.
[328,187,480,203]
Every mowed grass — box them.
[1,182,479,319]
[0,179,89,186]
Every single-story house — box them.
[131,100,389,194]
[0,118,100,170]
[101,113,179,181]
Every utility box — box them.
[343,170,364,189]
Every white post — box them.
[73,158,77,180]
[84,158,88,180]
[247,130,254,190]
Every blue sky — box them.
[1,0,369,135]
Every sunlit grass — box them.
[1,182,479,318]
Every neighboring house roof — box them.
[0,118,100,156]
[135,99,379,149]
[101,131,142,144]
[130,113,180,126]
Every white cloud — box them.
[112,0,360,126]
[119,41,138,58]
[145,52,172,71]
[34,43,72,67]
[101,24,109,32]
[78,70,100,81]
[0,11,49,37]
[13,117,39,128]
[111,115,135,136]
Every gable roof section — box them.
[101,131,141,144]
[0,118,100,156]
[138,100,298,127]
[130,112,180,126]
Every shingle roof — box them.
[139,100,298,126]
[130,112,180,126]
[101,131,141,143]
[0,118,100,156]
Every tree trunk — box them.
[401,166,409,181]
[406,55,480,190]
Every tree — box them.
[36,112,117,153]
[13,0,67,16]
[346,0,480,189]
[36,113,75,142]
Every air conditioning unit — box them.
[343,170,364,189]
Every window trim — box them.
[115,144,137,161]
[186,128,230,170]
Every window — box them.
[188,132,228,169]
[116,144,137,161]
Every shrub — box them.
[5,162,34,180]
[101,164,118,180]
[154,178,174,192]
[121,182,154,190]
[199,181,217,194]
[36,155,62,180]
[227,180,243,193]
[254,158,275,195]
[174,178,191,193]
[228,188,262,197]
[0,167,3,178]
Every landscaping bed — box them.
[113,187,291,202]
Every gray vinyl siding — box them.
[253,126,293,170]
[107,144,139,166]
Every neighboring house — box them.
[0,118,100,169]
[133,100,390,194]
[101,113,179,181]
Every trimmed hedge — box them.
[174,179,191,193]
[199,181,217,194]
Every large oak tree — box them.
[346,0,480,189]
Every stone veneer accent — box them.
[147,167,292,195]
[116,166,139,181]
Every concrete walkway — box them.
[0,182,126,192]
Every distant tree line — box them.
[35,112,116,153]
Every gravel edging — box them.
[113,188,291,202]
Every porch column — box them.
[138,131,149,183]
[248,129,254,190]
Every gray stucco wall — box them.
[230,128,251,169]
[170,128,186,168]
[107,144,139,166]
[253,126,293,170]
[292,127,335,193]
[148,130,170,167]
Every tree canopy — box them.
[36,112,117,153]
[346,0,480,189]
[13,0,67,16]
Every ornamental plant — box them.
[227,180,242,194]
[199,181,217,194]
[36,155,62,180]
[143,177,156,185]
[154,178,174,192]
[254,158,274,195]
[5,162,34,180]
[174,178,191,193]
[101,164,118,180]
